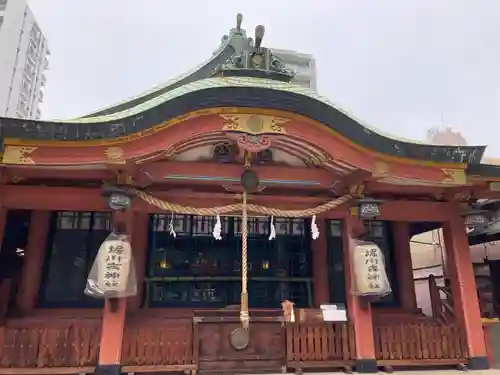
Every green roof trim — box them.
[63,76,433,147]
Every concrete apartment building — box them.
[0,0,49,119]
[271,48,317,91]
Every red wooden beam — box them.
[2,167,113,181]
[135,161,337,189]
[0,185,453,222]
[0,185,109,211]
[333,170,372,194]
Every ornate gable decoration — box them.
[220,114,288,135]
[213,14,295,82]
[220,114,289,154]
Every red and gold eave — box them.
[1,107,497,197]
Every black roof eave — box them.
[467,163,500,178]
[0,86,486,164]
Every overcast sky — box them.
[28,0,500,155]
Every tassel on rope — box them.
[213,214,222,240]
[311,215,320,240]
[268,216,276,240]
[168,213,177,238]
[240,191,250,329]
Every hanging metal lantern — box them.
[462,207,490,229]
[102,185,132,211]
[357,198,384,220]
[479,200,500,234]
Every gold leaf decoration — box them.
[2,146,37,165]
[373,161,389,176]
[220,114,288,135]
[104,147,125,163]
[441,168,466,185]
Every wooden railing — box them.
[429,275,454,322]
[285,322,356,372]
[373,322,467,366]
[121,318,195,373]
[0,319,101,369]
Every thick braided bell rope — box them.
[130,188,353,218]
[240,191,250,329]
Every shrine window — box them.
[327,220,346,304]
[38,211,111,307]
[145,214,313,308]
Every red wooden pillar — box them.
[392,222,417,310]
[442,208,489,370]
[128,212,149,311]
[312,217,330,306]
[97,209,134,375]
[342,213,377,373]
[16,210,51,314]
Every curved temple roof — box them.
[0,14,497,173]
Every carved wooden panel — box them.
[195,321,285,373]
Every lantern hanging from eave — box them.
[101,185,132,212]
[357,198,384,220]
[462,205,490,230]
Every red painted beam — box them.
[378,200,452,222]
[3,167,113,181]
[0,185,109,211]
[136,161,336,189]
[0,185,453,222]
[333,170,372,194]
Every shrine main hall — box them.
[0,14,499,375]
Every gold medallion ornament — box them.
[247,115,264,133]
[220,114,288,135]
[104,146,125,163]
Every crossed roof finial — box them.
[236,13,243,31]
[254,25,265,49]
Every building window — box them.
[17,98,28,114]
[289,62,310,74]
[24,61,35,79]
[0,16,4,28]
[20,79,31,97]
[38,211,111,307]
[0,0,7,11]
[145,214,312,308]
[27,41,37,60]
[30,24,41,43]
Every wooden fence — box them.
[373,322,468,366]
[121,318,195,373]
[285,322,356,372]
[0,319,100,370]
